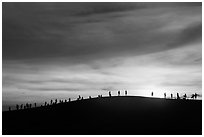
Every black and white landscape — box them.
[2,2,202,135]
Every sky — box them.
[2,2,202,110]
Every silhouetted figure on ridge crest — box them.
[151,92,153,97]
[89,96,91,99]
[183,94,187,100]
[125,90,127,96]
[9,106,11,111]
[34,103,37,108]
[118,91,120,96]
[69,98,71,102]
[177,93,180,99]
[171,93,173,99]
[44,102,47,106]
[109,91,111,97]
[164,93,166,99]
[16,104,19,110]
[20,104,23,110]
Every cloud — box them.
[3,2,201,61]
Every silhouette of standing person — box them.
[69,98,71,102]
[164,93,166,99]
[177,93,180,99]
[195,93,198,99]
[16,104,19,110]
[9,106,11,111]
[125,90,127,96]
[44,102,47,106]
[50,100,53,105]
[151,92,153,97]
[20,104,23,109]
[118,91,120,96]
[89,96,91,99]
[171,93,173,99]
[109,91,111,97]
[55,99,57,104]
[183,94,187,100]
[34,103,37,108]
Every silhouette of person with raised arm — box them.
[194,93,198,99]
[177,93,180,99]
[109,91,111,97]
[164,93,166,99]
[16,104,19,110]
[34,103,37,108]
[171,93,173,99]
[125,90,127,96]
[78,95,81,100]
[151,92,153,97]
[118,91,120,96]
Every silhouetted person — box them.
[98,95,100,98]
[177,93,180,99]
[34,103,37,108]
[164,93,166,99]
[78,95,81,100]
[81,97,83,100]
[16,104,19,110]
[118,91,120,96]
[29,104,32,108]
[26,103,29,108]
[109,91,111,97]
[50,100,53,105]
[171,93,173,99]
[151,92,153,97]
[9,106,11,111]
[65,99,67,103]
[183,94,187,100]
[69,98,71,102]
[45,102,47,106]
[125,90,127,96]
[89,96,91,99]
[194,93,198,99]
[20,104,23,109]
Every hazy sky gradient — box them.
[2,2,202,110]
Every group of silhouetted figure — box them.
[151,92,200,100]
[8,90,200,111]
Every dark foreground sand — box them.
[2,96,202,135]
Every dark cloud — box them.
[3,2,201,62]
